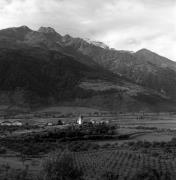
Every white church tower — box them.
[77,115,83,125]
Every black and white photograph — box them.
[0,0,176,179]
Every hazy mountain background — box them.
[0,26,176,112]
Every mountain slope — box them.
[135,49,176,70]
[0,26,175,111]
[61,36,176,99]
[0,47,118,106]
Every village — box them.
[0,110,176,129]
[0,114,110,131]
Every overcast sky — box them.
[0,0,176,60]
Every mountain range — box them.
[0,25,176,112]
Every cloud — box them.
[0,0,176,60]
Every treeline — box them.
[0,123,117,155]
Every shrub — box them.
[0,164,33,180]
[100,171,119,180]
[0,147,6,154]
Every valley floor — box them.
[0,106,176,179]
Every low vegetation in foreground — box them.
[0,149,175,180]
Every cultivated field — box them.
[72,149,176,180]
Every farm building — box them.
[0,121,12,126]
[47,122,53,126]
[12,121,23,126]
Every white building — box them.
[47,122,53,126]
[90,119,96,124]
[1,121,12,126]
[77,115,83,125]
[12,121,23,126]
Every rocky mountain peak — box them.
[62,34,72,42]
[84,38,109,49]
[18,25,31,30]
[38,27,57,34]
[3,25,31,32]
[136,48,154,55]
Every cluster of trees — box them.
[127,139,176,158]
[0,123,118,155]
[0,125,38,134]
[128,138,176,150]
[66,141,100,152]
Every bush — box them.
[0,164,33,180]
[67,141,100,152]
[0,147,6,154]
[100,171,119,180]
